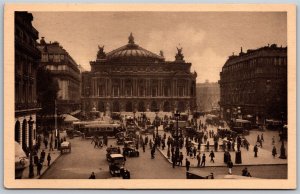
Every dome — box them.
[105,33,164,62]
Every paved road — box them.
[40,135,186,179]
[41,133,287,179]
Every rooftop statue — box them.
[97,45,106,59]
[175,46,184,61]
[128,32,135,44]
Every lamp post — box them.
[279,112,286,159]
[155,108,159,135]
[55,100,60,150]
[28,116,34,178]
[174,111,180,167]
[133,110,136,121]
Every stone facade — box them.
[219,45,287,123]
[81,34,197,115]
[37,38,81,114]
[15,12,41,151]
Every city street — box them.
[41,122,287,179]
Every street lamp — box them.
[155,108,159,135]
[28,116,34,178]
[174,110,180,167]
[279,112,287,159]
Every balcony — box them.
[15,102,41,112]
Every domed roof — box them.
[105,33,164,62]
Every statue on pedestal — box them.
[175,46,184,61]
[97,45,106,59]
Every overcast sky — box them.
[32,12,287,83]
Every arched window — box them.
[15,121,20,143]
[98,101,105,112]
[112,101,120,112]
[138,101,146,112]
[125,101,133,112]
[177,101,185,112]
[163,101,171,112]
[22,119,27,152]
[150,101,158,112]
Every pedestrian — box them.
[185,158,190,172]
[151,147,155,159]
[89,172,96,179]
[167,148,170,159]
[37,162,42,176]
[179,152,184,166]
[272,136,275,145]
[206,141,210,151]
[242,167,248,176]
[172,155,176,168]
[261,133,264,142]
[197,153,201,167]
[209,150,215,163]
[254,145,258,157]
[197,142,201,151]
[40,150,46,164]
[142,143,145,152]
[34,154,39,166]
[227,160,233,174]
[49,141,54,151]
[257,135,260,143]
[193,147,197,158]
[272,146,277,158]
[201,153,206,167]
[214,141,218,152]
[232,141,235,151]
[47,153,51,166]
[44,139,48,149]
[259,139,263,148]
[94,140,99,148]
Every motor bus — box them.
[74,122,124,138]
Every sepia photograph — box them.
[4,4,296,189]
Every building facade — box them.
[15,12,41,152]
[219,45,287,123]
[196,80,220,112]
[37,38,81,114]
[81,33,197,115]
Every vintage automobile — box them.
[108,154,126,176]
[123,146,139,157]
[106,146,121,161]
[61,141,71,153]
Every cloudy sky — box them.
[32,12,287,83]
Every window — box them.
[152,88,157,97]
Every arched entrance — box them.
[15,121,20,143]
[163,101,171,112]
[98,101,105,112]
[150,101,158,112]
[177,101,185,112]
[22,119,27,152]
[138,101,146,112]
[125,101,133,112]
[112,101,120,112]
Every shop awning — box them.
[62,114,79,122]
[70,110,81,116]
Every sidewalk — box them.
[21,144,61,179]
[156,127,287,168]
